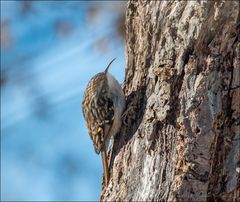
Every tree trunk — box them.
[101,1,240,201]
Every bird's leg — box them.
[101,144,109,186]
[122,104,137,127]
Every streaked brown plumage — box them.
[82,59,125,186]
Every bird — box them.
[82,58,126,186]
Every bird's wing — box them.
[82,73,114,154]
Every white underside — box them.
[105,73,126,145]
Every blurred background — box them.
[1,1,126,201]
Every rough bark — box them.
[101,1,240,201]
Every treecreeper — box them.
[82,58,126,186]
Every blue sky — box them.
[1,1,126,201]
